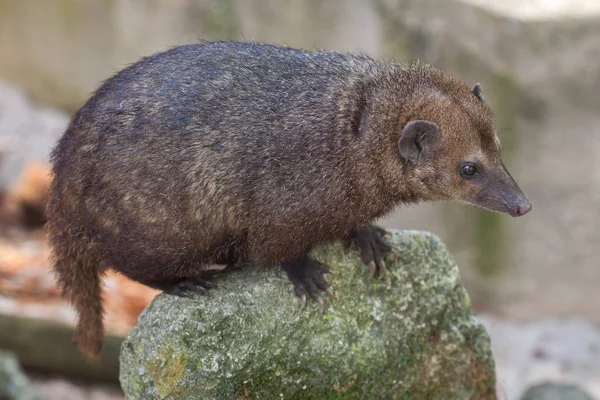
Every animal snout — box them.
[512,201,532,217]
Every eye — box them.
[460,163,478,178]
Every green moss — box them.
[120,231,496,399]
[147,344,191,399]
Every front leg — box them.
[347,225,394,278]
[283,253,334,312]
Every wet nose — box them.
[515,202,532,216]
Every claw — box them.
[378,260,387,278]
[374,226,392,237]
[350,226,394,278]
[164,278,212,297]
[196,278,214,289]
[284,256,334,312]
[184,281,209,295]
[299,294,307,311]
[389,249,399,262]
[316,296,325,313]
[325,288,335,300]
[368,261,377,277]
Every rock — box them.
[520,382,594,400]
[480,316,600,400]
[0,350,42,400]
[120,230,496,399]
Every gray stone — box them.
[520,382,594,400]
[480,316,600,400]
[0,351,42,400]
[119,230,496,399]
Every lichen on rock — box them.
[119,230,496,399]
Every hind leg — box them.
[152,276,215,297]
[139,241,240,296]
[140,262,231,297]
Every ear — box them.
[398,120,441,164]
[473,83,484,102]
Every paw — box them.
[163,277,214,297]
[347,225,395,278]
[284,257,335,313]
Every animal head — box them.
[397,77,531,217]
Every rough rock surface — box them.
[520,382,594,400]
[0,351,42,400]
[481,316,600,399]
[120,230,495,399]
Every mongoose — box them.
[46,41,531,360]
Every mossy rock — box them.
[119,230,496,399]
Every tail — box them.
[46,208,105,360]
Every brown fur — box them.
[46,41,528,359]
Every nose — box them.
[515,202,532,216]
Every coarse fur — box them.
[46,41,529,360]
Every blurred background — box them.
[0,0,598,399]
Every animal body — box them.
[46,41,531,360]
